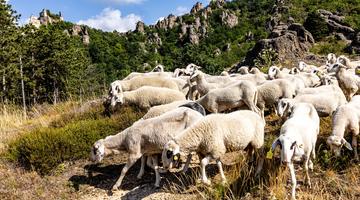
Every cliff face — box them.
[29,9,63,28]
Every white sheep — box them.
[232,68,267,85]
[256,79,296,119]
[112,86,185,109]
[268,66,306,92]
[162,110,265,185]
[326,53,337,66]
[298,61,319,73]
[142,100,206,119]
[277,87,347,118]
[90,107,204,190]
[337,55,360,69]
[327,95,360,161]
[195,80,260,115]
[238,66,249,74]
[334,63,360,101]
[189,70,226,97]
[271,103,320,200]
[151,64,165,72]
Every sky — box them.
[8,0,211,32]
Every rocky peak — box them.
[317,9,355,39]
[71,25,90,45]
[211,0,225,8]
[190,2,203,14]
[136,21,145,33]
[155,14,178,30]
[221,10,238,28]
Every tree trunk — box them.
[20,56,27,118]
[2,70,7,115]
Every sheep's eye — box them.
[93,148,97,155]
[166,150,173,159]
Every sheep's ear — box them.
[290,141,297,150]
[341,138,353,151]
[271,138,281,151]
[176,110,189,121]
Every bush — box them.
[5,106,145,175]
[304,12,330,41]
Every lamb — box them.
[142,100,206,119]
[195,80,261,115]
[162,110,265,185]
[271,103,319,200]
[327,95,360,161]
[256,79,296,119]
[334,63,360,101]
[277,87,347,117]
[90,107,204,190]
[111,86,185,109]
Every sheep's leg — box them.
[216,159,227,185]
[288,163,297,200]
[112,153,142,191]
[200,156,212,185]
[255,148,265,177]
[181,154,192,173]
[137,156,146,179]
[308,159,314,171]
[304,157,311,188]
[352,133,359,161]
[151,156,161,188]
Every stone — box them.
[190,2,203,14]
[136,21,145,33]
[221,11,238,28]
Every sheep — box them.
[337,55,360,69]
[256,79,296,119]
[151,64,165,72]
[334,63,360,101]
[189,70,234,97]
[298,61,319,73]
[277,87,347,118]
[296,84,344,96]
[268,66,306,92]
[122,71,174,80]
[319,73,339,86]
[195,80,261,115]
[238,66,249,74]
[111,86,185,109]
[162,110,265,185]
[327,95,360,161]
[326,53,337,66]
[142,100,206,119]
[90,107,204,190]
[271,103,319,200]
[231,68,267,85]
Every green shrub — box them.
[310,37,348,55]
[5,106,145,175]
[304,11,330,41]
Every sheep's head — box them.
[109,81,124,107]
[238,66,249,74]
[90,139,106,163]
[289,67,300,75]
[189,70,203,81]
[152,64,164,72]
[162,140,181,170]
[337,55,349,66]
[326,135,352,157]
[276,98,293,118]
[268,66,279,80]
[272,136,304,165]
[185,63,201,75]
[327,53,337,65]
[298,61,306,71]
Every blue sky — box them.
[8,0,211,32]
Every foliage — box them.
[310,37,348,55]
[5,105,145,175]
[304,11,330,41]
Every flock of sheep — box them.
[90,54,360,200]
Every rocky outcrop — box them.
[318,9,355,40]
[190,2,203,14]
[221,11,238,28]
[156,14,178,30]
[346,32,360,54]
[136,21,145,33]
[148,33,162,46]
[211,0,225,8]
[189,26,200,45]
[71,25,90,45]
[235,22,315,69]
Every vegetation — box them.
[5,104,145,175]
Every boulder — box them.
[191,2,203,14]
